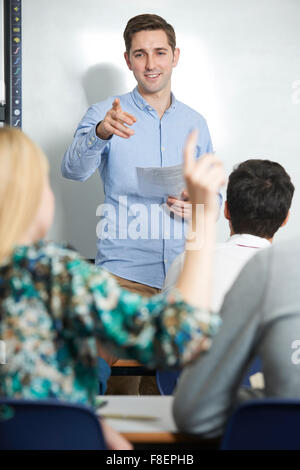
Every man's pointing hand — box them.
[96,98,137,140]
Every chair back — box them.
[221,398,300,450]
[156,370,181,395]
[242,356,262,386]
[0,398,106,450]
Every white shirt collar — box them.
[226,233,271,249]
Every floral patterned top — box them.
[0,241,221,407]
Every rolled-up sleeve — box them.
[61,104,111,182]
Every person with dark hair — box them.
[62,14,213,394]
[123,14,177,55]
[164,159,294,312]
[226,159,294,239]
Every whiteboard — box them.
[21,0,300,258]
[0,0,4,105]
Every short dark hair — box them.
[227,159,294,238]
[123,14,176,55]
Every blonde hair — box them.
[0,127,49,262]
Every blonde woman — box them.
[0,127,225,448]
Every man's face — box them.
[124,29,180,96]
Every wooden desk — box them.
[99,396,176,443]
[97,396,220,448]
[111,360,155,376]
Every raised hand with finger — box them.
[96,98,137,140]
[183,130,226,218]
[175,131,226,309]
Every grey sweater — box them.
[173,238,300,437]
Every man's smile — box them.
[144,73,162,79]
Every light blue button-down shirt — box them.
[62,87,213,288]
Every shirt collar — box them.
[227,233,271,249]
[131,86,177,113]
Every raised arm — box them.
[176,130,224,310]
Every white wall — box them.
[22,0,300,258]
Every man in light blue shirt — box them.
[62,14,213,292]
[62,13,213,395]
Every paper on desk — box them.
[249,372,265,389]
[136,164,185,199]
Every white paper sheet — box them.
[136,164,185,199]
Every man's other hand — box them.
[167,190,192,220]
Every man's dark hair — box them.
[227,159,294,238]
[123,14,176,55]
